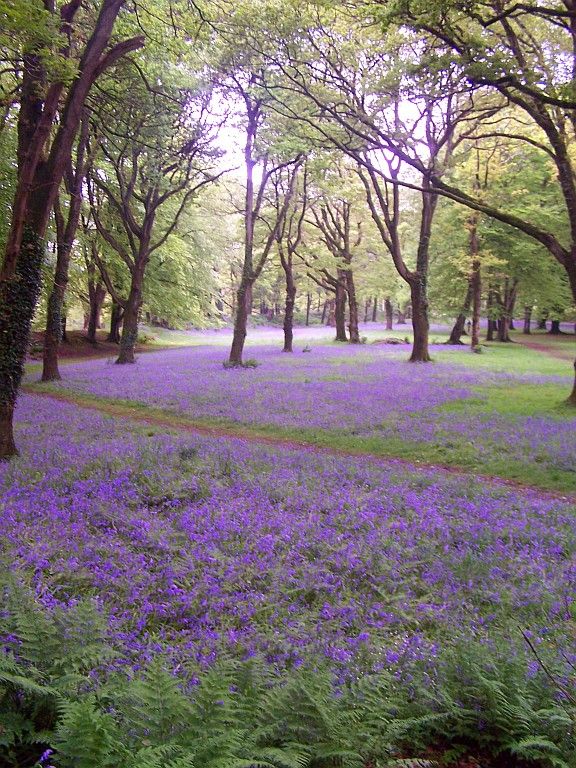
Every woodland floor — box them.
[4,322,576,767]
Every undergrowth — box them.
[1,580,575,768]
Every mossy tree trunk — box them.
[0,1,142,459]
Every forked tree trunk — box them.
[408,278,431,362]
[334,274,347,342]
[384,298,393,330]
[345,270,360,343]
[523,305,532,334]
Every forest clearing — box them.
[2,1,576,766]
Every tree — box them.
[379,0,576,400]
[87,63,220,363]
[227,73,303,365]
[0,0,143,458]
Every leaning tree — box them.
[0,0,143,458]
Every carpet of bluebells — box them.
[39,341,576,478]
[2,393,575,684]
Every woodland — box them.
[1,1,576,767]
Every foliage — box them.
[1,577,575,767]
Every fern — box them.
[52,699,120,768]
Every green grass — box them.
[24,380,576,494]
[434,341,573,377]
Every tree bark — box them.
[281,256,296,352]
[384,298,393,330]
[107,302,123,343]
[326,299,335,326]
[372,295,378,322]
[42,120,89,381]
[446,283,472,345]
[364,297,371,323]
[486,289,496,341]
[305,292,311,326]
[523,305,532,334]
[470,259,481,350]
[87,281,106,343]
[408,278,431,362]
[334,272,348,341]
[345,270,360,343]
[549,319,562,335]
[229,282,251,364]
[116,277,142,364]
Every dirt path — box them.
[515,334,575,361]
[25,386,576,503]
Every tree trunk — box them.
[397,309,406,324]
[116,283,142,365]
[229,281,251,364]
[305,292,311,327]
[486,289,495,341]
[446,283,472,345]
[538,317,547,330]
[334,273,348,341]
[326,299,335,326]
[321,299,329,324]
[497,316,510,342]
[364,297,371,323]
[87,282,106,343]
[41,119,88,382]
[107,302,123,343]
[384,298,393,330]
[549,319,562,334]
[0,402,17,458]
[470,259,481,350]
[0,1,140,458]
[408,279,431,362]
[0,228,45,458]
[282,261,296,353]
[372,295,378,322]
[523,305,532,334]
[42,278,67,381]
[345,270,360,343]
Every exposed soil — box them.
[515,332,575,361]
[29,329,168,361]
